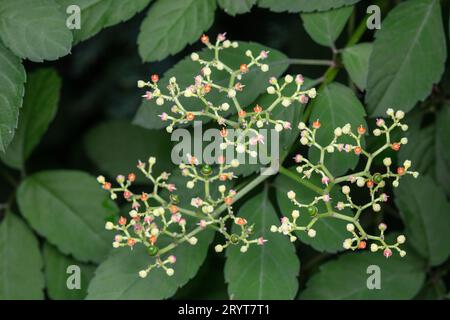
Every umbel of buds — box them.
[98,155,268,278]
[136,32,316,158]
[105,33,318,278]
[271,109,418,258]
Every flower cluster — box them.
[103,34,316,278]
[98,155,267,278]
[137,33,316,158]
[271,109,418,258]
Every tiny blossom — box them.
[159,113,168,121]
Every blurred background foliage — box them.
[0,0,450,300]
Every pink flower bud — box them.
[295,74,304,85]
[260,50,269,59]
[299,94,309,104]
[142,91,152,100]
[293,154,302,163]
[159,112,168,121]
[383,248,392,258]
[376,118,385,127]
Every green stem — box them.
[286,58,334,66]
[278,166,323,194]
[158,173,270,255]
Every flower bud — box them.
[307,229,316,238]
[166,268,175,276]
[287,191,296,200]
[346,224,355,232]
[139,270,148,278]
[215,244,223,252]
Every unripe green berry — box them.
[147,245,159,256]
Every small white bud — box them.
[373,203,381,212]
[231,159,239,167]
[307,229,316,238]
[284,74,294,83]
[139,270,148,278]
[386,108,394,116]
[223,40,231,48]
[292,210,300,219]
[270,225,278,232]
[256,120,264,128]
[156,97,164,106]
[97,175,105,184]
[137,80,147,88]
[275,123,283,132]
[221,102,230,111]
[342,185,350,195]
[236,144,246,153]
[373,129,381,136]
[342,124,351,134]
[392,180,399,187]
[149,156,156,165]
[356,177,366,187]
[397,235,406,244]
[370,243,378,252]
[298,122,306,130]
[383,157,392,166]
[281,98,291,107]
[401,124,409,131]
[300,137,309,145]
[218,185,226,193]
[346,224,355,232]
[395,110,405,120]
[343,239,352,249]
[231,41,239,48]
[334,127,342,136]
[188,237,198,245]
[326,146,334,153]
[403,160,411,169]
[190,52,199,61]
[202,67,211,76]
[112,241,120,248]
[215,244,224,252]
[166,268,175,276]
[399,250,407,257]
[105,222,114,230]
[290,235,297,242]
[400,137,408,145]
[287,191,296,200]
[228,89,236,98]
[240,246,248,253]
[245,50,252,57]
[129,210,138,218]
[267,86,276,94]
[260,64,269,72]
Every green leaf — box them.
[0,42,26,153]
[1,69,61,170]
[301,6,353,47]
[395,175,450,266]
[87,229,214,299]
[308,82,367,176]
[43,243,96,300]
[274,168,348,253]
[0,0,73,62]
[134,42,289,130]
[301,250,426,299]
[435,105,450,197]
[57,0,151,43]
[224,190,300,299]
[17,170,118,263]
[218,0,256,16]
[415,279,447,300]
[0,213,44,299]
[258,0,359,13]
[342,43,373,91]
[138,0,216,62]
[366,0,447,116]
[84,121,174,184]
